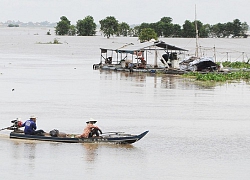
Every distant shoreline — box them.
[0,21,56,28]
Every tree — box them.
[200,24,210,37]
[241,22,249,37]
[55,16,71,35]
[196,21,208,38]
[68,25,76,36]
[172,24,182,37]
[155,21,165,37]
[182,20,195,37]
[130,26,140,37]
[210,23,226,37]
[8,24,19,27]
[210,19,249,38]
[99,16,119,38]
[138,28,158,42]
[117,22,130,36]
[231,19,244,37]
[225,22,234,37]
[138,23,151,35]
[158,17,174,37]
[162,23,174,37]
[76,16,96,36]
[160,17,173,24]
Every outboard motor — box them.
[8,119,23,132]
[11,120,18,128]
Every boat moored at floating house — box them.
[93,40,188,74]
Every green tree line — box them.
[55,15,249,40]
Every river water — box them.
[0,27,250,180]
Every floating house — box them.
[93,41,188,73]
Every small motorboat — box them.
[4,120,148,144]
[9,130,149,144]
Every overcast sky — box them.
[1,0,250,25]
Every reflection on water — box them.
[99,70,230,90]
[11,140,36,160]
[82,143,135,163]
[10,140,37,171]
[12,141,22,159]
[82,143,99,162]
[24,143,36,160]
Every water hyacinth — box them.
[183,71,250,82]
[221,61,250,69]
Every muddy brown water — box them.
[0,27,250,179]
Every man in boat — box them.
[20,115,45,135]
[79,120,102,138]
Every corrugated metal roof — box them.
[118,41,156,52]
[100,41,188,52]
[156,41,188,51]
[100,43,134,51]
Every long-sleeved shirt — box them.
[21,120,37,135]
[80,124,100,138]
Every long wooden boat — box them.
[9,131,149,144]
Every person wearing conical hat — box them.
[79,119,102,138]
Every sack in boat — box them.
[58,132,66,137]
[50,129,59,137]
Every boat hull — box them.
[9,131,149,144]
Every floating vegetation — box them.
[183,71,250,82]
[52,38,60,44]
[37,38,62,44]
[220,61,250,69]
[183,61,250,82]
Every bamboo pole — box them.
[195,4,199,57]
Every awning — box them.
[155,41,188,51]
[100,41,188,53]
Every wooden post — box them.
[154,49,158,68]
[213,46,216,62]
[100,53,102,64]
